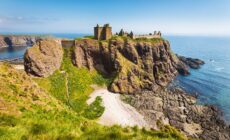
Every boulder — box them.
[24,39,63,77]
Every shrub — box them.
[83,96,105,119]
[30,123,47,135]
[0,115,18,127]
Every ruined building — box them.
[94,24,112,40]
[118,29,162,39]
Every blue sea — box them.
[166,36,230,122]
[0,34,230,122]
[0,33,86,59]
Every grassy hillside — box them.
[0,48,188,140]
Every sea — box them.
[0,34,230,122]
[0,33,87,60]
[167,36,230,123]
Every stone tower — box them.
[94,24,112,40]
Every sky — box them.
[0,0,230,36]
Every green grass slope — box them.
[0,47,189,140]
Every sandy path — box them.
[87,89,149,128]
[12,64,24,70]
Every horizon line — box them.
[1,32,230,38]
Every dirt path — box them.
[87,89,149,128]
[12,64,24,70]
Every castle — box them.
[94,24,112,40]
[117,29,162,39]
[93,24,162,40]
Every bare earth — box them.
[87,89,149,128]
[12,64,24,70]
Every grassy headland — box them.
[0,40,188,139]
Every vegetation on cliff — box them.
[0,55,186,139]
[0,46,188,139]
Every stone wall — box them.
[94,26,103,40]
[94,24,112,40]
[132,34,161,39]
[103,26,112,40]
[61,40,75,48]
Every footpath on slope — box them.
[87,88,150,128]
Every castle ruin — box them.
[118,29,162,39]
[94,24,112,40]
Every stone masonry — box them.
[94,24,112,40]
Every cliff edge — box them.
[24,37,200,94]
[0,35,50,48]
[72,37,180,94]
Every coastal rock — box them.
[72,39,105,72]
[0,36,8,48]
[177,55,205,69]
[71,37,179,94]
[175,61,190,75]
[124,88,230,140]
[0,35,43,48]
[24,39,63,77]
[24,37,201,94]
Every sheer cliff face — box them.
[72,37,179,94]
[24,37,180,94]
[0,35,40,48]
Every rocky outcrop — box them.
[24,39,63,77]
[24,37,202,94]
[175,60,190,76]
[71,37,180,94]
[123,87,230,140]
[0,35,45,48]
[178,55,205,69]
[72,39,104,72]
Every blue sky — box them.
[0,0,230,36]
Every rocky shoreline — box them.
[0,57,24,64]
[176,55,205,76]
[122,86,230,140]
[0,35,53,49]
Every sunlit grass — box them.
[0,45,188,140]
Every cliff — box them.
[72,37,180,94]
[0,35,48,48]
[24,37,198,94]
[22,37,230,140]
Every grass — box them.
[109,35,164,44]
[0,43,188,139]
[35,48,110,114]
[84,35,95,39]
[134,37,164,43]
